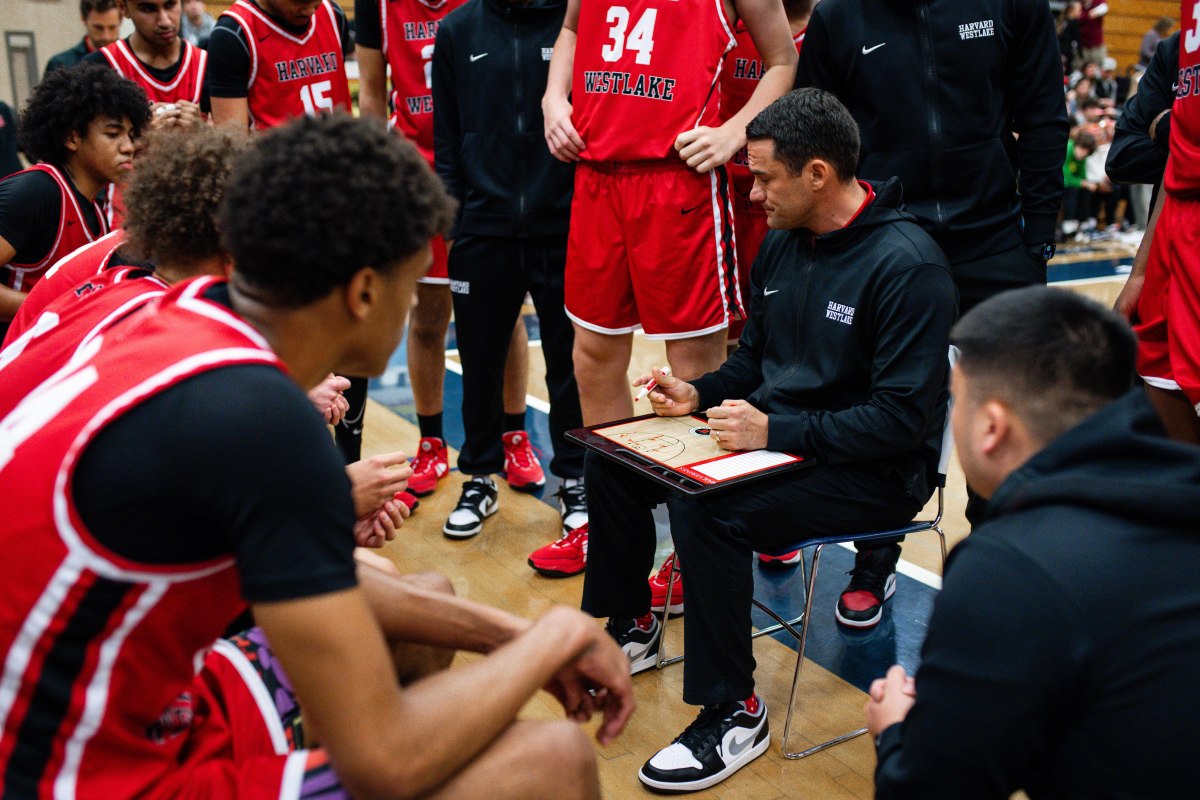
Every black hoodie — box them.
[432,0,574,240]
[797,0,1068,270]
[690,177,957,503]
[876,390,1200,799]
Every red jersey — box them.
[220,0,352,130]
[1167,1,1200,196]
[97,39,208,104]
[572,0,736,162]
[721,23,804,197]
[1,165,108,292]
[378,0,467,164]
[0,270,164,387]
[5,230,127,346]
[0,276,282,798]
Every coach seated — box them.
[579,88,958,793]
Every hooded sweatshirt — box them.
[875,389,1200,799]
[690,177,957,504]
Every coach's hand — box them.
[674,123,742,174]
[636,368,698,416]
[706,399,768,451]
[346,451,414,517]
[543,95,584,162]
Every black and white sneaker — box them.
[638,696,769,793]
[443,476,498,539]
[605,616,660,675]
[557,478,588,534]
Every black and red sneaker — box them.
[835,544,900,629]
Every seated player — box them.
[0,64,148,333]
[582,90,955,792]
[866,287,1200,799]
[0,113,633,799]
[0,125,407,537]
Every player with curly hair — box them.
[0,113,634,800]
[0,63,149,332]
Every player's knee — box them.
[531,722,599,800]
[401,570,456,597]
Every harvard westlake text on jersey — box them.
[274,51,341,82]
[583,70,676,100]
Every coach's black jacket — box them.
[797,0,1068,273]
[690,178,957,504]
[432,0,573,239]
[875,390,1200,798]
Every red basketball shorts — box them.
[1135,192,1200,411]
[727,194,768,342]
[150,629,350,799]
[418,234,449,285]
[565,160,742,339]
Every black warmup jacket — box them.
[1107,32,1178,187]
[875,390,1200,799]
[796,0,1068,272]
[432,0,573,239]
[691,178,956,503]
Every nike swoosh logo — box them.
[726,730,758,757]
[862,42,886,55]
[470,52,488,62]
[680,202,705,215]
[764,288,780,296]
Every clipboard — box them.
[566,414,813,495]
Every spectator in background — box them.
[1094,57,1119,104]
[43,0,122,77]
[1062,130,1098,240]
[1058,1,1082,72]
[0,102,20,179]
[181,0,215,47]
[1078,0,1108,65]
[1139,16,1174,68]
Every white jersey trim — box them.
[211,639,291,755]
[279,750,310,800]
[54,580,169,800]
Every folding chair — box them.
[654,348,956,759]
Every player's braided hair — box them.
[18,63,150,166]
[122,127,245,268]
[220,113,456,308]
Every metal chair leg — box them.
[778,544,869,758]
[655,556,684,668]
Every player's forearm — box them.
[0,285,26,321]
[358,607,596,798]
[544,26,576,104]
[359,564,531,653]
[720,61,796,141]
[1130,177,1167,280]
[210,96,250,130]
[357,47,389,120]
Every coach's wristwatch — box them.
[1028,241,1056,264]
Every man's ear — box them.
[808,158,830,191]
[343,267,380,322]
[64,129,82,154]
[978,399,1012,457]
